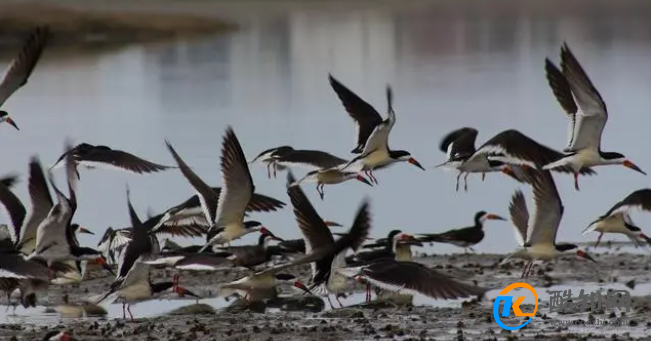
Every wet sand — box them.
[1,250,650,340]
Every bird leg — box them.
[574,172,580,191]
[317,183,325,200]
[468,247,476,253]
[266,163,271,179]
[463,173,470,192]
[455,172,462,192]
[365,283,372,303]
[520,262,530,279]
[595,233,604,248]
[335,294,344,308]
[326,294,335,309]
[366,169,379,184]
[482,173,486,181]
[122,302,126,319]
[127,304,134,321]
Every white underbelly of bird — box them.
[457,157,494,173]
[117,282,152,303]
[362,150,392,168]
[527,244,559,261]
[585,216,631,234]
[546,149,601,171]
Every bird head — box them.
[0,111,18,131]
[394,150,425,170]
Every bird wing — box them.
[275,150,348,169]
[0,174,18,190]
[77,147,173,174]
[328,74,383,153]
[545,59,578,149]
[145,213,207,238]
[0,27,49,107]
[559,43,608,152]
[0,178,26,245]
[115,186,152,282]
[603,188,651,217]
[523,170,564,245]
[214,127,254,228]
[19,156,54,253]
[508,189,529,246]
[0,253,49,279]
[360,260,488,299]
[165,140,219,226]
[475,129,596,176]
[439,127,479,161]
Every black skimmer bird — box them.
[152,187,284,232]
[275,149,373,199]
[417,211,506,253]
[95,186,197,320]
[165,127,274,251]
[147,229,283,271]
[542,44,646,190]
[261,171,372,308]
[346,230,416,266]
[268,221,343,255]
[340,259,488,302]
[95,210,208,266]
[50,142,173,179]
[583,188,651,248]
[0,156,54,255]
[458,129,595,184]
[0,27,50,131]
[502,168,596,278]
[249,145,295,178]
[218,273,312,303]
[30,142,113,273]
[41,331,75,341]
[436,127,480,191]
[329,74,424,184]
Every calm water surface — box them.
[2,2,651,257]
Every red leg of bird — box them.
[595,233,604,248]
[463,173,469,192]
[368,170,378,184]
[127,304,134,321]
[574,172,580,191]
[365,283,371,302]
[122,302,126,319]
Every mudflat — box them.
[1,250,650,341]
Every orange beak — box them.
[293,280,314,295]
[408,158,425,170]
[576,250,596,263]
[96,257,115,276]
[174,286,200,298]
[485,214,506,221]
[501,166,515,177]
[323,221,343,227]
[356,174,373,186]
[622,160,646,175]
[399,233,416,241]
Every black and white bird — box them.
[153,187,284,231]
[50,143,173,179]
[249,145,295,178]
[340,259,488,302]
[166,127,272,251]
[0,156,54,256]
[0,26,50,131]
[94,186,197,320]
[258,171,372,308]
[29,142,113,273]
[542,43,646,190]
[457,129,595,185]
[501,168,596,278]
[275,149,373,199]
[329,74,424,184]
[417,211,506,253]
[583,188,651,248]
[217,272,312,303]
[346,230,416,266]
[436,127,480,191]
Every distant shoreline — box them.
[0,2,235,49]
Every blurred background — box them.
[1,0,651,254]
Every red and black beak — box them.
[622,160,646,176]
[5,117,18,131]
[408,157,425,171]
[293,280,314,296]
[576,249,597,263]
[78,227,94,235]
[174,286,200,299]
[95,257,115,276]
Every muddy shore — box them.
[1,251,650,340]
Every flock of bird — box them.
[0,26,650,340]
